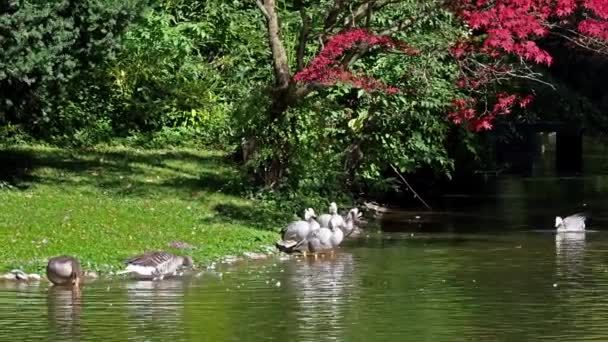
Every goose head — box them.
[181,255,194,267]
[555,216,564,229]
[347,208,361,222]
[329,202,338,215]
[304,208,317,220]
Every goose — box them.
[46,256,82,287]
[276,208,320,252]
[306,217,344,256]
[555,212,587,232]
[328,216,345,248]
[341,208,362,237]
[318,203,362,237]
[318,202,344,228]
[118,251,193,280]
[282,218,345,257]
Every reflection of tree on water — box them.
[47,286,82,341]
[555,232,586,279]
[286,252,355,340]
[125,279,189,338]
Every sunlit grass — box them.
[0,145,285,273]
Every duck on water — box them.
[117,251,194,280]
[555,212,588,233]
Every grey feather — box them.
[124,251,192,279]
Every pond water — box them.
[2,139,608,341]
[2,225,608,341]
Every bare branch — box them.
[343,0,398,28]
[390,164,432,210]
[255,0,270,19]
[379,18,414,35]
[323,0,394,39]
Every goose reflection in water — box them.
[47,286,82,341]
[555,232,586,278]
[287,252,356,340]
[125,279,189,334]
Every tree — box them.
[446,0,608,130]
[249,0,465,189]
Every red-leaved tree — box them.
[290,0,608,132]
[252,0,608,184]
[446,0,608,130]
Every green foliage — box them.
[235,0,466,196]
[0,0,148,136]
[0,0,502,203]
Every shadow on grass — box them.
[0,146,246,198]
[202,202,288,232]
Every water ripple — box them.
[3,232,608,340]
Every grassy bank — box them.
[0,145,286,274]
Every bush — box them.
[0,0,148,137]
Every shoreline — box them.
[0,244,284,283]
[0,145,286,277]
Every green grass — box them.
[0,145,288,274]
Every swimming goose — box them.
[46,256,82,287]
[276,208,320,252]
[555,212,587,232]
[118,251,193,280]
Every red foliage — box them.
[448,93,534,131]
[294,29,417,93]
[448,0,608,131]
[296,1,608,133]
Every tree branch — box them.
[255,0,269,19]
[324,0,346,32]
[343,0,397,28]
[255,0,291,90]
[390,164,432,210]
[296,1,312,71]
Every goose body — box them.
[120,251,193,280]
[555,213,587,232]
[319,204,362,237]
[278,217,346,255]
[329,216,345,247]
[341,208,362,237]
[277,208,320,252]
[318,203,345,229]
[307,225,334,253]
[46,256,82,287]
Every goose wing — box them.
[126,251,174,267]
[282,220,311,241]
[563,213,587,230]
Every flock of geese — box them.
[43,205,583,290]
[44,202,362,289]
[275,202,362,257]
